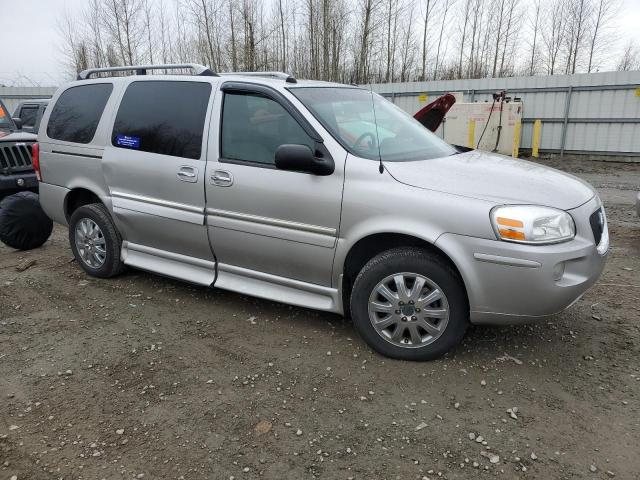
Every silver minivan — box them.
[36,64,608,360]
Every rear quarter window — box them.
[47,83,113,143]
[111,81,212,159]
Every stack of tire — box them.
[0,192,53,250]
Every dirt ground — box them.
[1,157,639,480]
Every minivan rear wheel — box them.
[350,248,468,361]
[69,203,125,278]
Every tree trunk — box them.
[421,0,431,81]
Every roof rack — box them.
[77,63,218,80]
[219,71,297,84]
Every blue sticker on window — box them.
[115,134,141,149]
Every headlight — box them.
[491,205,576,245]
[595,206,609,255]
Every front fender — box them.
[333,155,497,289]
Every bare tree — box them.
[456,0,472,78]
[54,0,639,86]
[491,0,506,77]
[466,0,485,77]
[102,0,144,65]
[384,0,402,81]
[142,0,155,63]
[617,41,640,71]
[432,0,452,80]
[84,0,108,68]
[586,0,619,72]
[542,0,567,74]
[354,0,381,83]
[398,4,416,81]
[498,0,521,76]
[527,0,541,75]
[420,0,433,80]
[277,0,287,71]
[241,0,257,71]
[157,0,172,63]
[57,8,89,75]
[563,0,590,74]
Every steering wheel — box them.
[354,131,378,151]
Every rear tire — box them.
[350,247,468,361]
[68,203,125,278]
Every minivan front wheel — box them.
[350,248,468,361]
[69,203,125,278]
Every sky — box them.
[1,0,640,87]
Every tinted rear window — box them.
[47,84,113,143]
[111,81,211,159]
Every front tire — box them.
[350,248,468,361]
[68,203,125,278]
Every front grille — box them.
[589,208,604,245]
[0,142,33,174]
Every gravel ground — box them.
[1,158,639,480]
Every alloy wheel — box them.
[74,218,107,268]
[367,272,450,348]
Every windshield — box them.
[291,87,456,161]
[0,101,14,131]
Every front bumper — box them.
[0,171,38,199]
[435,196,608,325]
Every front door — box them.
[205,83,346,287]
[102,79,217,283]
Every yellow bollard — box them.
[467,120,475,149]
[512,120,521,158]
[532,119,542,158]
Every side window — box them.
[112,81,211,160]
[221,92,315,166]
[47,84,113,143]
[19,106,38,128]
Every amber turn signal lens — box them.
[498,228,526,240]
[496,217,523,228]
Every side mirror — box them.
[12,117,23,130]
[275,144,334,176]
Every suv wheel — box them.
[68,203,125,278]
[350,248,468,361]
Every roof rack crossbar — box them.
[219,71,297,84]
[77,63,218,80]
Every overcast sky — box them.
[1,0,639,86]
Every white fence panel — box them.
[369,71,640,156]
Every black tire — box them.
[0,192,53,250]
[68,203,125,278]
[350,247,468,361]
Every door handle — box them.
[177,165,198,183]
[211,170,234,187]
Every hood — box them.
[384,150,595,210]
[413,93,456,132]
[0,130,38,142]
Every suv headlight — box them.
[491,205,576,245]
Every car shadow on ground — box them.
[114,266,578,367]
